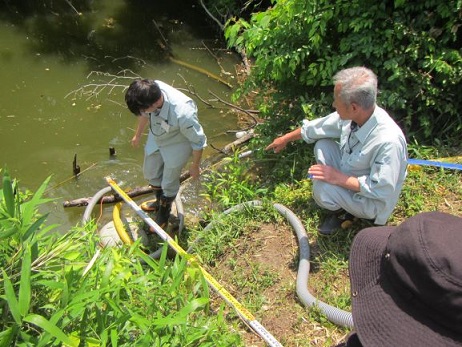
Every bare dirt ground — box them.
[208,221,349,347]
[206,190,462,347]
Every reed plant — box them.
[0,168,241,346]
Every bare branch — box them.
[64,0,80,16]
[176,74,215,108]
[152,20,170,51]
[65,69,141,100]
[201,41,232,76]
[198,0,225,31]
[208,90,260,130]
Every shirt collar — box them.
[354,107,379,143]
[151,91,169,120]
[159,90,170,120]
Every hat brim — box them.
[349,226,461,346]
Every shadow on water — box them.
[0,0,221,72]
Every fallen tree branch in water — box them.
[63,185,155,207]
[202,41,233,78]
[63,132,254,208]
[198,0,224,31]
[197,0,251,75]
[170,57,233,89]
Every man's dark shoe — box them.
[318,211,356,235]
[156,195,175,230]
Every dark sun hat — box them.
[349,211,462,346]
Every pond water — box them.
[0,1,242,231]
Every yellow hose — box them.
[112,202,134,245]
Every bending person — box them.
[125,79,207,229]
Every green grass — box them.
[0,168,242,347]
[188,145,461,346]
[2,143,460,347]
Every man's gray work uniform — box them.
[143,80,207,197]
[301,106,407,225]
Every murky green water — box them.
[0,2,241,230]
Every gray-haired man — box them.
[266,67,408,234]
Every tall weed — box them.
[0,168,242,346]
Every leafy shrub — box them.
[225,0,462,147]
[202,152,268,209]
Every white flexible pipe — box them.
[189,200,354,328]
[82,186,112,224]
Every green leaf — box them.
[178,297,209,316]
[101,254,114,287]
[23,314,78,347]
[19,247,32,317]
[20,176,53,226]
[2,269,22,325]
[0,227,17,240]
[0,326,17,347]
[23,213,48,241]
[110,329,118,347]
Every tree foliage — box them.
[225,0,462,147]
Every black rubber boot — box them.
[141,187,162,212]
[156,195,175,229]
[318,210,356,236]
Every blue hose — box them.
[408,158,462,171]
[239,148,462,171]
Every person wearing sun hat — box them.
[336,211,462,347]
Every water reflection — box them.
[1,0,216,71]
[0,0,242,231]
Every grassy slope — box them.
[188,152,462,346]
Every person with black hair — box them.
[125,79,207,229]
